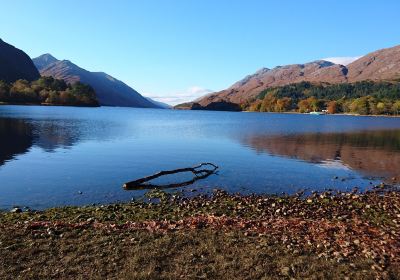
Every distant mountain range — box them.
[194,45,400,107]
[0,39,40,83]
[33,54,161,108]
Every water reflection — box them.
[0,119,33,166]
[243,130,400,180]
[0,118,82,166]
[32,120,80,152]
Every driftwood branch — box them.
[123,163,218,190]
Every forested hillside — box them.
[242,81,400,115]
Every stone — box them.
[280,266,291,276]
[10,207,22,213]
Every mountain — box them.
[347,45,400,82]
[32,53,58,71]
[145,97,172,109]
[33,54,161,108]
[197,61,348,106]
[0,39,40,83]
[195,45,400,107]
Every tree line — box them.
[242,81,400,115]
[0,76,99,107]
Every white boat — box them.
[309,111,326,115]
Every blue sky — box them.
[1,0,400,104]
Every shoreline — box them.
[242,110,400,118]
[1,187,399,279]
[175,106,400,118]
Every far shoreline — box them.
[175,106,400,118]
[242,110,400,118]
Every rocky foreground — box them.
[0,187,399,279]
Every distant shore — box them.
[177,106,400,118]
[1,187,399,279]
[241,110,400,118]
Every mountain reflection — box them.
[244,130,400,179]
[0,118,80,166]
[0,118,33,166]
[32,120,80,152]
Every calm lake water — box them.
[1,105,400,209]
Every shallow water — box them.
[1,105,400,209]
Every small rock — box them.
[78,191,83,195]
[280,266,291,276]
[10,207,22,213]
[75,214,86,221]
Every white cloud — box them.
[322,56,362,66]
[145,86,213,106]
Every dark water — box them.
[1,105,400,209]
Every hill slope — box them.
[347,45,400,82]
[33,54,161,108]
[0,39,40,83]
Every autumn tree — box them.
[248,100,262,111]
[392,101,400,115]
[275,97,292,112]
[326,101,338,114]
[0,80,10,101]
[10,79,37,103]
[350,97,369,115]
[260,94,277,112]
[297,99,310,113]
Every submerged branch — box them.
[123,163,218,190]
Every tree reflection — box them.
[0,118,81,166]
[0,118,33,166]
[244,130,400,179]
